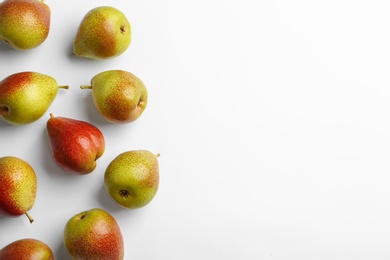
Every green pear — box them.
[73,6,131,59]
[0,238,54,260]
[0,156,36,223]
[0,71,68,125]
[46,113,105,175]
[104,150,159,209]
[0,0,51,50]
[64,208,124,260]
[81,70,147,124]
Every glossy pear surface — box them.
[104,150,159,209]
[0,0,50,50]
[0,156,36,223]
[0,71,68,125]
[81,70,147,124]
[0,238,54,260]
[64,208,124,260]
[73,6,130,59]
[46,114,105,175]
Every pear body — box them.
[82,70,147,124]
[0,71,67,125]
[0,0,50,50]
[0,238,54,260]
[0,156,36,222]
[73,6,130,59]
[104,150,159,209]
[46,114,105,175]
[64,208,124,260]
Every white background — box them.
[1,0,390,259]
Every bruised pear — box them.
[0,156,36,223]
[46,114,105,175]
[63,208,124,260]
[81,70,147,124]
[0,71,68,125]
[0,0,51,50]
[73,6,131,59]
[0,238,54,260]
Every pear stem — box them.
[49,113,54,119]
[155,153,160,158]
[80,85,92,89]
[25,212,34,223]
[58,85,69,89]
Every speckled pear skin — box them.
[0,0,50,50]
[73,6,131,60]
[0,156,36,219]
[0,71,67,125]
[82,70,148,124]
[46,114,105,175]
[64,208,124,260]
[104,150,159,209]
[0,238,54,260]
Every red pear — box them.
[0,238,54,260]
[46,114,105,175]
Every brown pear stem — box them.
[49,113,54,119]
[58,85,69,89]
[80,85,92,89]
[25,212,34,223]
[155,153,160,158]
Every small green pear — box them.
[104,150,159,209]
[0,156,36,223]
[0,238,54,260]
[81,70,147,124]
[64,208,124,260]
[0,71,68,125]
[0,0,51,50]
[73,6,131,59]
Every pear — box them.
[46,114,105,175]
[0,71,68,125]
[104,150,159,209]
[64,208,124,260]
[73,6,131,60]
[0,238,54,260]
[0,0,51,50]
[81,70,147,124]
[0,156,36,223]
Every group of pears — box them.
[0,0,160,259]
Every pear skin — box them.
[46,114,105,175]
[104,150,159,209]
[0,71,68,125]
[0,156,36,223]
[0,238,54,260]
[0,0,51,50]
[81,70,147,124]
[63,208,124,260]
[73,6,131,59]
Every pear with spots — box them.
[0,71,68,125]
[0,238,54,260]
[0,0,51,50]
[0,156,36,223]
[73,6,131,59]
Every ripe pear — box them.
[0,156,36,223]
[0,71,68,125]
[46,114,105,175]
[81,70,148,124]
[0,238,54,260]
[104,150,159,209]
[73,6,131,59]
[0,0,51,50]
[64,208,124,260]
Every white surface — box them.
[1,0,390,259]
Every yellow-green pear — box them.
[73,6,131,59]
[0,156,36,223]
[0,0,51,50]
[81,70,147,124]
[0,238,54,260]
[0,71,68,125]
[104,150,159,209]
